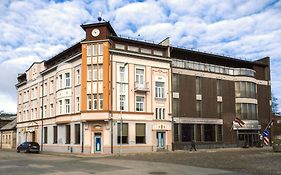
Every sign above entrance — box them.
[153,123,171,131]
[175,117,223,125]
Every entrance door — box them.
[94,133,102,153]
[156,132,165,149]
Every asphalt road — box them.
[111,147,281,175]
[0,148,279,175]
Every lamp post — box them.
[119,62,128,156]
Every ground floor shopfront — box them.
[173,117,262,149]
[16,113,172,154]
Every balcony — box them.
[134,82,150,92]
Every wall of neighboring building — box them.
[1,130,16,149]
[172,56,271,149]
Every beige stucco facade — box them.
[16,22,172,154]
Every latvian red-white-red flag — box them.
[234,117,245,127]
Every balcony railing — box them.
[134,82,150,92]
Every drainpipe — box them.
[169,46,174,151]
[81,122,84,153]
[40,75,44,151]
[110,53,114,154]
[0,130,2,149]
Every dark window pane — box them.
[181,124,194,142]
[65,125,71,144]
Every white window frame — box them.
[120,66,125,82]
[87,95,92,110]
[155,108,165,120]
[65,99,70,113]
[59,75,63,89]
[99,94,103,110]
[98,44,103,55]
[65,73,70,87]
[76,69,80,85]
[93,94,97,110]
[136,96,144,112]
[50,80,54,94]
[50,104,54,117]
[136,68,144,85]
[98,65,103,80]
[87,66,92,81]
[76,97,80,112]
[93,65,97,80]
[59,100,62,114]
[155,81,165,98]
[120,95,125,111]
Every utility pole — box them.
[119,62,128,156]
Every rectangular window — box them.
[87,66,92,81]
[120,95,125,111]
[136,123,146,144]
[136,68,144,85]
[196,100,202,117]
[65,99,70,113]
[65,125,70,144]
[92,44,97,56]
[87,95,92,110]
[59,75,63,89]
[117,123,128,144]
[181,124,194,142]
[174,124,179,142]
[216,79,222,96]
[50,104,54,117]
[98,65,103,80]
[235,82,241,97]
[115,44,125,50]
[136,96,144,111]
[196,77,201,94]
[217,102,222,118]
[155,108,165,119]
[59,100,62,114]
[98,44,103,55]
[75,124,80,144]
[93,65,97,80]
[196,124,202,142]
[120,66,125,82]
[76,97,80,112]
[65,73,70,87]
[87,45,92,56]
[140,48,151,54]
[76,69,80,85]
[44,105,47,118]
[44,82,47,95]
[204,124,215,142]
[53,126,57,144]
[128,46,138,52]
[155,82,165,98]
[50,80,54,93]
[99,94,103,110]
[31,88,34,99]
[44,127,48,144]
[93,94,97,110]
[217,125,223,142]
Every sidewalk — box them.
[40,146,272,158]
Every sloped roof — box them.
[0,119,17,131]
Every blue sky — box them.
[0,0,281,113]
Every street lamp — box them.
[119,62,128,156]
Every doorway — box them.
[156,132,165,149]
[94,133,102,153]
[238,133,259,147]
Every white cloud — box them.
[1,0,281,113]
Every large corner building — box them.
[16,22,272,154]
